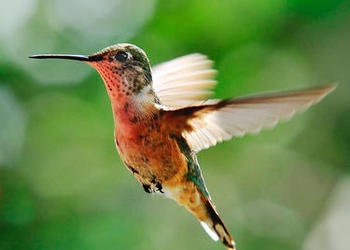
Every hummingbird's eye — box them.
[114,51,129,63]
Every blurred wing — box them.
[152,54,217,108]
[178,85,336,152]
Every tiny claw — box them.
[142,184,151,193]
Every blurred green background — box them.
[0,1,349,250]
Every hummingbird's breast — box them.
[113,102,188,191]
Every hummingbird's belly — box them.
[115,126,188,190]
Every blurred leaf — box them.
[0,86,27,167]
[287,0,347,18]
[18,92,121,199]
[0,172,35,226]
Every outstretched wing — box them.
[167,85,336,152]
[152,54,217,108]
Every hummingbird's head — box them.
[30,43,153,98]
[87,43,153,95]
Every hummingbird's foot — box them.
[142,184,152,193]
[156,182,164,193]
[151,176,164,193]
[141,181,163,194]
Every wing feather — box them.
[152,54,217,108]
[177,85,336,152]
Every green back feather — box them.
[173,135,210,198]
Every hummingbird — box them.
[30,43,336,250]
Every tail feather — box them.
[200,198,236,250]
[168,180,236,249]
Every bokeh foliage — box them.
[0,1,349,250]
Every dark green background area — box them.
[0,1,349,250]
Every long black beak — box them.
[29,54,103,62]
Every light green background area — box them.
[0,1,349,250]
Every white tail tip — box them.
[200,221,220,241]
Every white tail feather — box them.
[200,221,220,241]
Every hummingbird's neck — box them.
[91,61,159,125]
[108,84,159,126]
